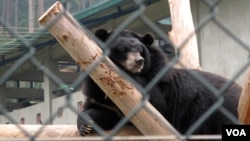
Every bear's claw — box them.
[79,121,93,136]
[79,125,92,136]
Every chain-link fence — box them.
[0,0,249,140]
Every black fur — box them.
[77,29,241,136]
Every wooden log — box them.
[238,68,250,123]
[0,125,141,138]
[168,0,201,69]
[38,1,179,139]
[0,125,79,138]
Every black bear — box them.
[77,29,242,136]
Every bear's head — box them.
[95,29,154,74]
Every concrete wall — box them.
[192,0,250,85]
[0,91,84,124]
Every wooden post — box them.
[238,68,250,123]
[168,0,200,69]
[38,1,178,139]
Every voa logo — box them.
[226,129,246,136]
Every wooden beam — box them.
[57,72,80,83]
[9,70,43,82]
[38,1,178,138]
[0,61,33,80]
[9,70,79,83]
[5,88,43,99]
[238,68,250,123]
[0,125,142,139]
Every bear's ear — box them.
[141,33,154,45]
[95,29,110,41]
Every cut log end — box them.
[38,1,63,26]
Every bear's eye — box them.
[111,45,129,54]
[118,45,129,53]
[133,45,143,53]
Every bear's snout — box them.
[120,52,145,73]
[135,57,144,66]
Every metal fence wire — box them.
[0,0,249,140]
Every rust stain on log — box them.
[100,77,114,87]
[62,34,68,41]
[56,33,68,44]
[115,77,133,90]
[99,66,133,96]
[92,53,98,60]
[100,63,105,68]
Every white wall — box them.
[0,91,84,124]
[194,0,250,85]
